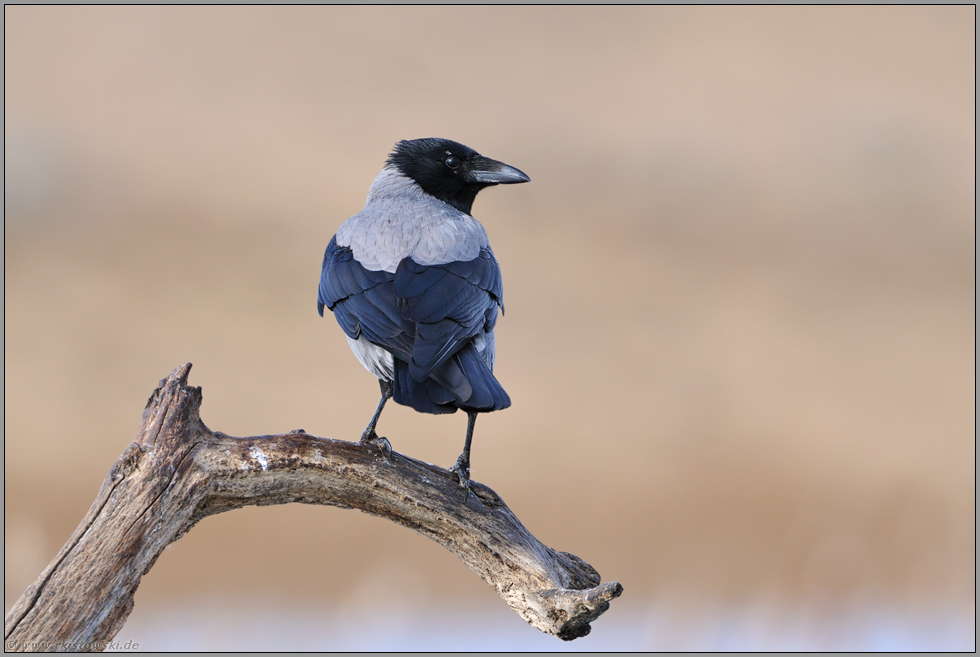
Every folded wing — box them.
[320,237,509,414]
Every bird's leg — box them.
[450,412,478,502]
[360,379,393,458]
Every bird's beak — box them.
[463,156,531,185]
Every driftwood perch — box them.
[4,364,622,651]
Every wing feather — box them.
[393,248,503,380]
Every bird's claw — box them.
[360,431,392,460]
[450,457,471,502]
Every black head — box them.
[386,138,530,214]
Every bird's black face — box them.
[387,138,530,215]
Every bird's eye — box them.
[445,156,459,170]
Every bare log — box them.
[4,364,622,651]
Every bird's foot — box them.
[449,456,471,503]
[359,430,392,460]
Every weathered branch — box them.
[4,364,622,651]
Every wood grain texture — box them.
[4,364,622,651]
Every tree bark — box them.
[4,364,622,651]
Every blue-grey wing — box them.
[393,247,503,380]
[318,236,414,361]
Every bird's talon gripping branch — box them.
[359,431,392,460]
[450,462,471,502]
[376,435,392,459]
[450,412,477,502]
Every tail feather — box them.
[393,360,457,414]
[452,345,510,412]
[391,343,509,415]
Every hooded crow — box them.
[318,138,529,495]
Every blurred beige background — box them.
[4,6,975,650]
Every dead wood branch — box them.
[4,364,622,651]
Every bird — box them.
[317,138,530,497]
